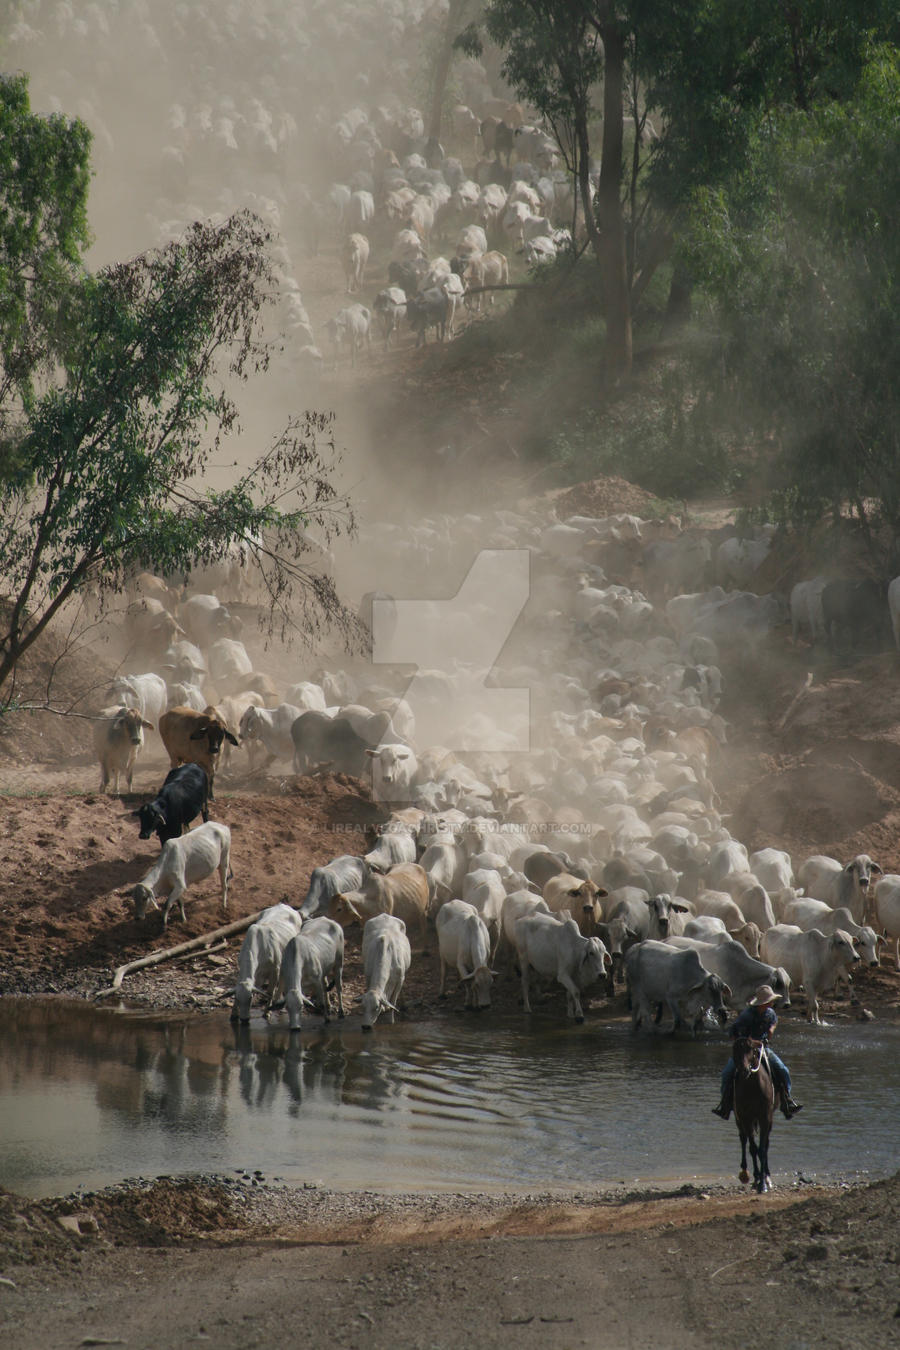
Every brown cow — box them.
[542,873,609,937]
[329,863,430,949]
[158,705,238,800]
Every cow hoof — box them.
[575,1015,585,1025]
[739,1169,750,1185]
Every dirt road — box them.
[2,1173,897,1350]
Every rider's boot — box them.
[712,1088,732,1120]
[780,1091,803,1119]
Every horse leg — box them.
[738,1130,751,1185]
[759,1125,772,1193]
[747,1131,763,1192]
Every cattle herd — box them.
[89,502,900,1050]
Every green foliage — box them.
[0,73,92,473]
[0,199,356,695]
[674,45,899,555]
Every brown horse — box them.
[733,1036,775,1193]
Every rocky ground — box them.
[1,1171,898,1349]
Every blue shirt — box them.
[730,1005,777,1042]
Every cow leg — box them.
[219,854,229,912]
[557,973,585,1023]
[520,960,532,1013]
[439,959,448,998]
[333,955,345,1018]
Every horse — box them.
[732,1035,775,1193]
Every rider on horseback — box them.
[712,984,803,1120]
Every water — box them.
[0,998,897,1199]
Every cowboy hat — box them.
[749,984,778,1006]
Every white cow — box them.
[106,672,168,730]
[360,913,412,1030]
[760,925,860,1023]
[748,848,795,895]
[129,822,231,928]
[93,705,153,793]
[500,889,552,953]
[420,839,468,907]
[462,867,506,958]
[782,899,882,966]
[666,936,791,1010]
[366,744,418,804]
[514,911,610,1022]
[342,232,369,292]
[626,940,731,1034]
[797,854,883,924]
[436,899,495,1009]
[279,918,345,1031]
[231,903,304,1022]
[238,703,302,768]
[872,875,900,970]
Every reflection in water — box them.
[1,998,898,1198]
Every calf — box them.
[133,763,209,845]
[360,913,412,1031]
[231,903,304,1022]
[93,705,153,793]
[158,705,238,799]
[279,918,345,1031]
[130,821,231,928]
[436,899,495,1010]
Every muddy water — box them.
[0,999,896,1199]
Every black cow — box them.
[291,712,373,777]
[133,763,210,845]
[407,289,449,346]
[523,850,590,890]
[821,578,887,653]
[387,257,427,294]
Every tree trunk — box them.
[662,263,693,335]
[427,0,470,145]
[593,10,632,378]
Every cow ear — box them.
[569,888,582,897]
[459,972,475,983]
[871,863,883,874]
[226,730,239,746]
[364,748,377,757]
[673,902,690,913]
[141,720,155,730]
[597,886,609,897]
[131,809,142,817]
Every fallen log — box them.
[94,910,267,998]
